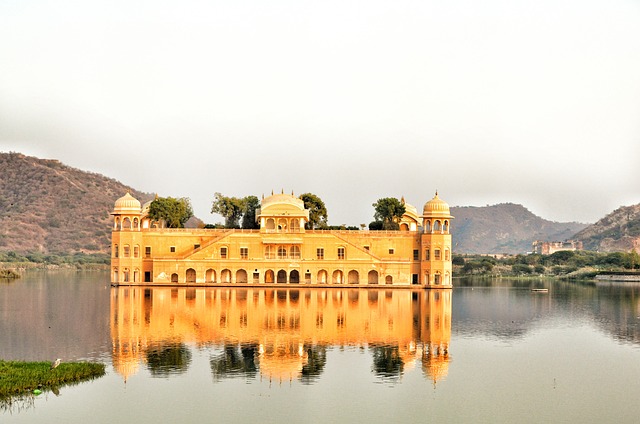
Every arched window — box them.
[266,218,275,230]
[133,245,139,258]
[114,217,121,231]
[317,270,327,284]
[367,270,378,284]
[332,270,343,284]
[348,270,359,284]
[171,273,179,283]
[277,269,287,283]
[265,269,275,284]
[133,269,139,283]
[385,275,393,285]
[265,245,275,259]
[236,269,248,283]
[434,220,441,232]
[113,268,119,282]
[434,249,441,260]
[424,220,431,232]
[221,269,232,283]
[123,268,130,282]
[277,246,287,259]
[290,218,299,232]
[277,218,287,232]
[434,272,441,285]
[123,217,132,230]
[289,270,300,284]
[443,220,449,233]
[124,245,130,258]
[186,268,196,283]
[206,269,216,282]
[290,246,300,259]
[133,218,139,230]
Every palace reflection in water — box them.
[110,287,451,384]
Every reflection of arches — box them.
[266,218,275,230]
[400,223,409,231]
[277,270,287,283]
[348,270,359,284]
[317,270,327,284]
[221,269,231,283]
[186,268,196,283]
[385,275,393,285]
[265,269,275,284]
[236,269,248,283]
[332,270,343,284]
[171,273,179,283]
[368,270,378,284]
[205,269,216,282]
[290,270,300,284]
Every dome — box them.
[113,192,142,214]
[422,192,452,217]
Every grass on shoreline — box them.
[0,360,106,400]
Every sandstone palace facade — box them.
[110,192,453,288]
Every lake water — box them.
[2,270,640,423]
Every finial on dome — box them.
[291,190,294,196]
[271,189,274,195]
[435,190,438,197]
[401,195,405,204]
[262,193,264,200]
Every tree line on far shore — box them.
[454,250,640,278]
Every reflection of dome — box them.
[422,192,452,217]
[114,192,141,214]
[258,342,308,381]
[422,344,450,383]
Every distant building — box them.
[532,240,583,255]
[110,191,454,288]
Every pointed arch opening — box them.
[277,269,287,283]
[368,270,379,284]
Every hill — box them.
[450,203,588,254]
[0,152,150,254]
[572,204,640,252]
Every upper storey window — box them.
[337,247,345,260]
[220,247,228,259]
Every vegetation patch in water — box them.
[0,360,106,400]
[0,269,20,279]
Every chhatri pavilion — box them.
[110,191,453,288]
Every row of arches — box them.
[114,216,141,231]
[424,219,450,234]
[113,268,140,283]
[263,217,303,232]
[153,269,396,285]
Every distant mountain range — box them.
[0,152,638,254]
[450,204,588,254]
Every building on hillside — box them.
[532,240,583,255]
[110,191,453,288]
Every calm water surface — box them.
[2,270,640,423]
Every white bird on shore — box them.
[50,358,61,370]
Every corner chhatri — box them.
[110,192,453,288]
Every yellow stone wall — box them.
[110,192,453,287]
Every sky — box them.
[1,0,639,226]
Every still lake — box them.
[2,270,640,423]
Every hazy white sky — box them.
[1,0,639,225]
